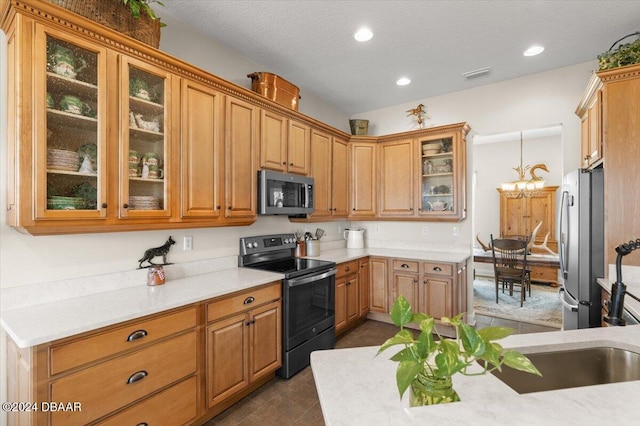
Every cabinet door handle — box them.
[401,264,409,269]
[127,370,148,384]
[126,329,148,342]
[282,161,287,165]
[345,266,350,272]
[245,319,256,326]
[433,266,442,272]
[101,203,108,209]
[228,206,233,210]
[413,279,418,284]
[123,203,129,209]
[243,296,255,305]
[216,205,221,210]
[289,163,294,166]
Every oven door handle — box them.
[286,268,336,287]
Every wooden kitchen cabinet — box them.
[225,96,259,219]
[391,260,420,310]
[498,186,559,254]
[205,283,281,412]
[22,23,110,225]
[7,306,199,426]
[379,138,416,217]
[576,74,604,169]
[378,123,469,221]
[259,110,310,175]
[179,78,223,219]
[359,257,371,317]
[335,259,361,336]
[420,262,455,320]
[309,129,349,220]
[118,55,174,220]
[349,138,378,219]
[370,257,390,313]
[594,63,640,267]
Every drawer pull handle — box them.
[433,266,442,272]
[127,370,148,384]
[127,329,148,342]
[137,423,148,426]
[244,296,255,305]
[401,264,410,269]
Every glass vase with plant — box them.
[377,296,541,406]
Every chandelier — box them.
[500,132,547,198]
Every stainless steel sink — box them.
[485,346,640,394]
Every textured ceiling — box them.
[160,0,640,115]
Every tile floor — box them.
[205,317,557,425]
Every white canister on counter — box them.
[306,240,320,256]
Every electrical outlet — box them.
[183,236,193,251]
[422,227,428,235]
[453,227,460,237]
[375,225,381,234]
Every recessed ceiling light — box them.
[523,45,545,57]
[396,77,411,86]
[354,27,373,42]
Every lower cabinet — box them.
[335,259,366,336]
[5,282,283,426]
[370,257,389,313]
[6,306,199,426]
[205,283,282,411]
[385,258,467,323]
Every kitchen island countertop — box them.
[311,324,640,425]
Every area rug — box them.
[473,278,562,328]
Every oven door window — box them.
[284,275,335,350]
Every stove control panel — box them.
[239,233,297,256]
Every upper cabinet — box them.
[308,129,349,220]
[34,25,109,222]
[259,111,310,175]
[576,74,604,169]
[119,56,174,220]
[378,123,469,221]
[349,139,377,219]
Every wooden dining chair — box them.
[490,234,530,307]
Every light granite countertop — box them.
[311,325,640,425]
[309,247,470,264]
[0,267,283,348]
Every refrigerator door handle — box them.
[558,190,570,279]
[558,287,579,312]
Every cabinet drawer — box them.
[336,260,360,278]
[50,331,197,426]
[97,375,198,426]
[530,265,558,283]
[207,282,280,323]
[50,307,197,375]
[393,259,419,273]
[422,262,453,276]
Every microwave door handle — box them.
[302,184,308,208]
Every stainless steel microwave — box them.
[258,170,314,216]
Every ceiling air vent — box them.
[462,66,492,80]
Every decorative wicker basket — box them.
[48,0,161,48]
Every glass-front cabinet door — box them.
[34,25,108,219]
[418,131,465,220]
[119,56,172,219]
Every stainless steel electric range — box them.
[239,233,336,379]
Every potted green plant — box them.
[377,296,541,406]
[123,0,165,25]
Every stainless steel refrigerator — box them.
[558,167,604,329]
